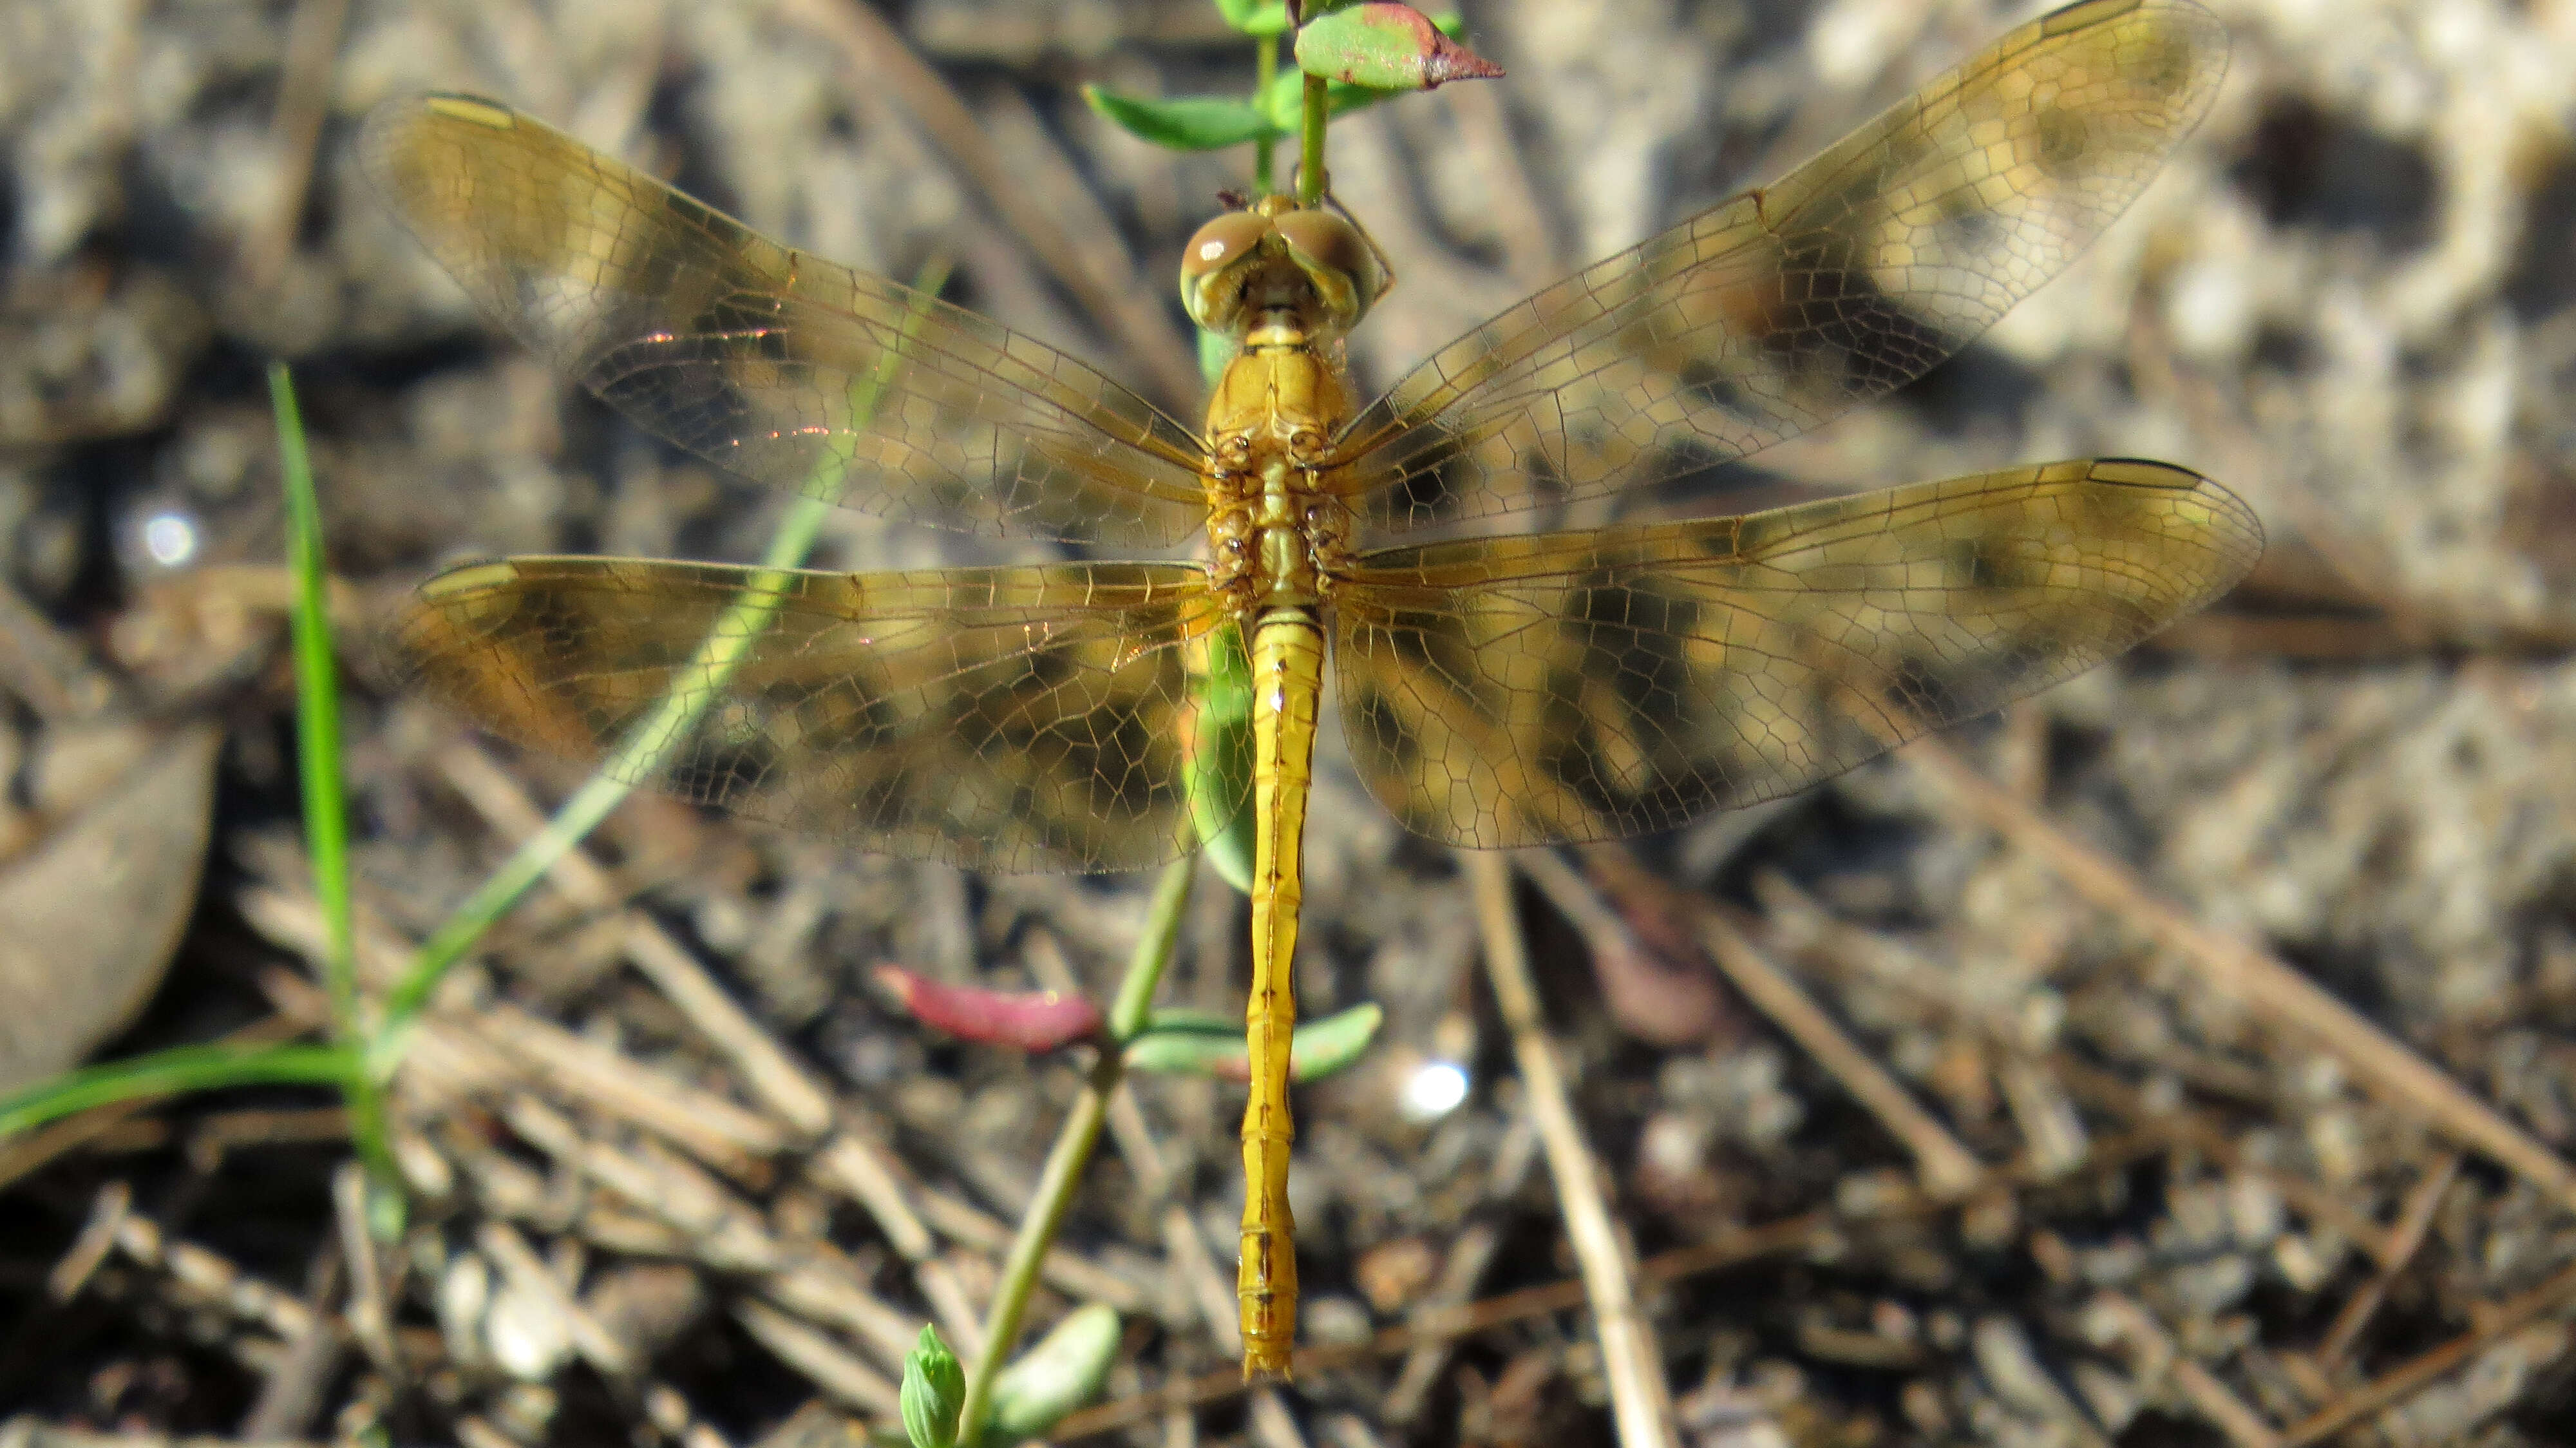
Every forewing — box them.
[1332,460,2260,846]
[363,95,1209,546]
[1336,0,2227,533]
[401,558,1235,872]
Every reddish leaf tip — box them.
[876,966,1104,1053]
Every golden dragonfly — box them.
[367,0,2257,1378]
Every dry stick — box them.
[2278,1255,2576,1447]
[107,1208,314,1342]
[245,0,347,292]
[772,0,1202,409]
[412,1092,925,1377]
[2313,1150,2463,1371]
[1899,738,2576,1214]
[479,1091,929,1381]
[435,747,834,1133]
[759,1254,931,1370]
[644,1383,738,1448]
[2089,1293,2281,1448]
[329,1163,398,1377]
[1385,1222,1501,1422]
[1386,1107,1537,1424]
[238,1236,344,1442]
[0,573,106,721]
[1745,884,2403,1262]
[496,1094,784,1273]
[431,744,984,1351]
[478,1219,634,1379]
[48,1181,135,1304]
[809,1135,983,1353]
[1462,851,1679,1448]
[735,1298,904,1417]
[1695,907,1985,1199]
[2049,1061,2396,1268]
[471,1002,790,1176]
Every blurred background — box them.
[3,0,2575,1443]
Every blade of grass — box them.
[0,1043,350,1138]
[374,256,953,1065]
[271,363,397,1217]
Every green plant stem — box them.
[270,363,395,1203]
[956,853,1194,1443]
[373,256,952,1068]
[1253,34,1278,194]
[1298,71,1328,205]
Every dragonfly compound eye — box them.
[1180,211,1276,332]
[1273,209,1382,330]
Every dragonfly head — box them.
[1180,196,1383,342]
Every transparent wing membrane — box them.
[1331,460,2261,846]
[363,95,1211,546]
[1334,0,2228,534]
[399,558,1237,872]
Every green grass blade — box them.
[0,1043,352,1139]
[270,363,396,1203]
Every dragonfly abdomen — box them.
[1238,604,1324,1378]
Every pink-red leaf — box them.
[875,967,1104,1053]
[1294,4,1501,91]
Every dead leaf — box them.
[0,724,222,1092]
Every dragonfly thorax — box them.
[1202,332,1356,612]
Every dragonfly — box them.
[367,0,2257,1378]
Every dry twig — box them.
[245,0,346,292]
[1694,906,1985,1198]
[1462,851,1677,1448]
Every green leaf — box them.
[1124,1003,1384,1083]
[1083,86,1277,153]
[984,1305,1120,1445]
[1281,1002,1383,1081]
[902,1324,966,1448]
[1212,0,1291,36]
[1261,67,1426,130]
[1294,3,1501,91]
[1185,622,1256,895]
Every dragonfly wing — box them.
[1336,0,2226,533]
[401,558,1238,872]
[364,95,1209,547]
[1331,460,2260,846]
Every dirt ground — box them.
[4,0,2575,1443]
